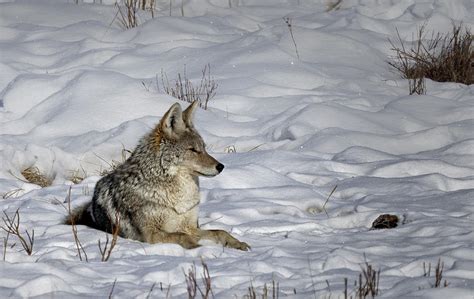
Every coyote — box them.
[66,101,249,251]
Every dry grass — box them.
[97,147,131,176]
[68,167,87,184]
[20,166,52,187]
[2,188,24,199]
[388,23,473,94]
[158,64,218,110]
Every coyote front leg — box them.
[143,228,200,249]
[198,229,250,251]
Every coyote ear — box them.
[182,100,199,128]
[160,103,185,138]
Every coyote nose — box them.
[216,163,224,173]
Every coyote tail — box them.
[64,202,96,228]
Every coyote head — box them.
[156,101,224,177]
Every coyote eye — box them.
[188,147,199,153]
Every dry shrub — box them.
[21,166,52,187]
[114,0,156,29]
[424,259,449,288]
[1,209,35,256]
[65,187,88,262]
[357,262,380,298]
[184,259,214,299]
[388,23,473,94]
[115,0,140,29]
[158,64,218,110]
[343,262,380,299]
[98,213,120,262]
[245,280,279,299]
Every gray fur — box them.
[66,101,249,250]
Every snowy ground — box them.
[0,0,473,298]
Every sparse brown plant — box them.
[98,213,120,262]
[388,23,473,94]
[342,261,380,299]
[139,0,156,18]
[158,64,218,110]
[1,209,34,256]
[408,76,426,95]
[423,259,449,288]
[244,280,279,299]
[115,0,140,29]
[184,259,214,299]
[356,262,380,298]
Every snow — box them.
[1,0,473,298]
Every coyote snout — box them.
[66,101,249,251]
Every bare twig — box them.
[423,261,431,277]
[183,259,214,299]
[98,213,120,262]
[356,262,380,298]
[109,278,117,299]
[322,185,338,218]
[283,17,300,60]
[2,188,24,199]
[200,259,214,299]
[434,258,449,288]
[146,282,157,299]
[1,209,34,256]
[244,279,279,299]
[66,187,89,262]
[184,263,198,298]
[115,0,140,29]
[3,231,10,261]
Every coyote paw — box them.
[206,230,250,251]
[226,238,251,251]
